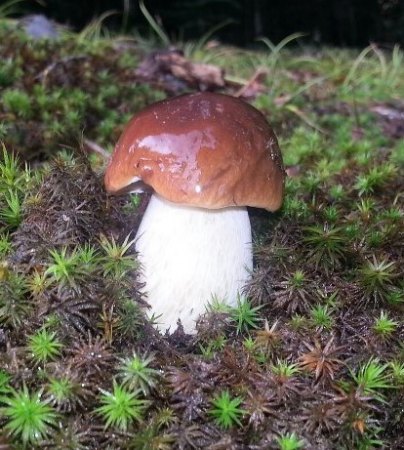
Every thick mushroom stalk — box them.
[135,195,252,333]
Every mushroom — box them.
[104,92,285,333]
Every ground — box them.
[0,16,403,450]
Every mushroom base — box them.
[135,194,253,334]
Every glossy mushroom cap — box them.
[104,92,285,211]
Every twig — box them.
[83,138,110,160]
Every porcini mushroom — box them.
[104,92,285,333]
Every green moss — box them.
[0,385,59,445]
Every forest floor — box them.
[0,16,403,450]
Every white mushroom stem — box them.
[135,194,253,334]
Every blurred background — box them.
[14,0,404,47]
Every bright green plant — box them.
[282,196,309,219]
[76,243,99,266]
[208,390,245,429]
[315,158,344,181]
[322,205,339,223]
[329,184,345,201]
[26,270,49,298]
[301,171,321,194]
[206,295,232,314]
[276,432,305,450]
[0,369,11,394]
[0,189,22,228]
[95,381,148,431]
[303,224,346,272]
[0,148,32,231]
[0,232,12,257]
[0,272,30,327]
[0,147,22,190]
[366,229,385,249]
[274,269,312,313]
[2,88,32,118]
[288,314,307,331]
[243,336,255,352]
[116,298,144,339]
[355,164,396,196]
[118,352,159,396]
[271,360,301,378]
[353,432,385,450]
[199,334,227,359]
[372,311,398,337]
[387,289,404,305]
[46,377,76,411]
[45,247,83,288]
[97,113,120,142]
[28,328,63,363]
[356,198,375,220]
[351,358,392,401]
[230,296,262,334]
[381,206,402,223]
[389,361,404,385]
[358,256,397,303]
[0,385,58,445]
[309,304,334,330]
[280,127,323,166]
[199,342,215,360]
[100,234,137,280]
[290,270,306,289]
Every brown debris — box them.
[136,48,267,99]
[298,336,344,382]
[135,48,225,93]
[370,102,404,139]
[285,165,301,178]
[233,68,268,100]
[82,138,110,160]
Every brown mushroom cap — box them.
[104,92,285,211]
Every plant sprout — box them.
[0,385,58,445]
[208,390,245,429]
[95,381,148,431]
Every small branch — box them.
[83,138,110,160]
